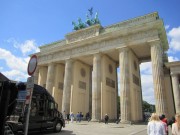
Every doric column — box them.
[150,41,168,115]
[171,73,180,113]
[119,47,130,123]
[62,59,73,113]
[33,66,39,84]
[92,53,101,121]
[46,63,55,95]
[38,66,47,87]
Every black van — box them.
[5,83,65,134]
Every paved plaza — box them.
[59,121,147,135]
[35,121,147,135]
[30,121,174,135]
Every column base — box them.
[91,119,101,122]
[120,120,132,124]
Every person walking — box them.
[104,114,109,124]
[70,112,74,123]
[147,113,166,135]
[172,113,180,135]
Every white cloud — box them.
[0,67,3,70]
[20,40,40,55]
[140,62,152,74]
[140,65,154,104]
[140,62,155,104]
[7,38,40,55]
[0,48,28,72]
[165,25,170,30]
[2,70,28,81]
[117,63,155,104]
[168,56,179,62]
[0,38,40,81]
[168,27,180,52]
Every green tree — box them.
[142,101,155,113]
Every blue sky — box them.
[0,0,180,104]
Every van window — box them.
[30,100,37,116]
[49,101,54,109]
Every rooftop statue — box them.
[94,12,100,24]
[88,7,93,17]
[78,18,86,29]
[72,7,100,31]
[72,21,79,30]
[86,14,93,26]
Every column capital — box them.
[117,46,129,53]
[65,58,74,64]
[47,62,55,66]
[171,72,179,77]
[148,39,161,47]
[93,53,102,60]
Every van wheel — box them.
[54,122,62,132]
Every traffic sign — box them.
[27,55,37,76]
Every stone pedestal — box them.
[91,54,101,121]
[62,59,73,113]
[171,74,180,113]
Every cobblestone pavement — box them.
[30,121,173,135]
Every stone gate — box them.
[33,12,178,123]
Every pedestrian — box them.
[147,113,166,135]
[80,112,82,122]
[172,113,180,135]
[104,114,109,124]
[76,112,80,123]
[63,110,66,120]
[66,113,70,124]
[70,112,74,123]
[161,114,168,125]
[160,115,168,134]
[86,112,90,122]
[168,116,175,127]
[63,110,67,124]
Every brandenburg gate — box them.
[33,12,178,123]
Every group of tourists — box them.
[63,111,91,123]
[147,113,180,135]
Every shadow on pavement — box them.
[28,130,76,135]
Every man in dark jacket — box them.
[104,114,109,124]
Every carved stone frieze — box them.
[38,29,158,65]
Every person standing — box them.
[76,112,80,123]
[147,113,166,135]
[86,112,90,122]
[104,114,109,124]
[172,113,180,135]
[66,113,70,124]
[168,116,175,128]
[160,116,168,135]
[62,110,67,124]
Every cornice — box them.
[165,61,180,68]
[39,12,162,53]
